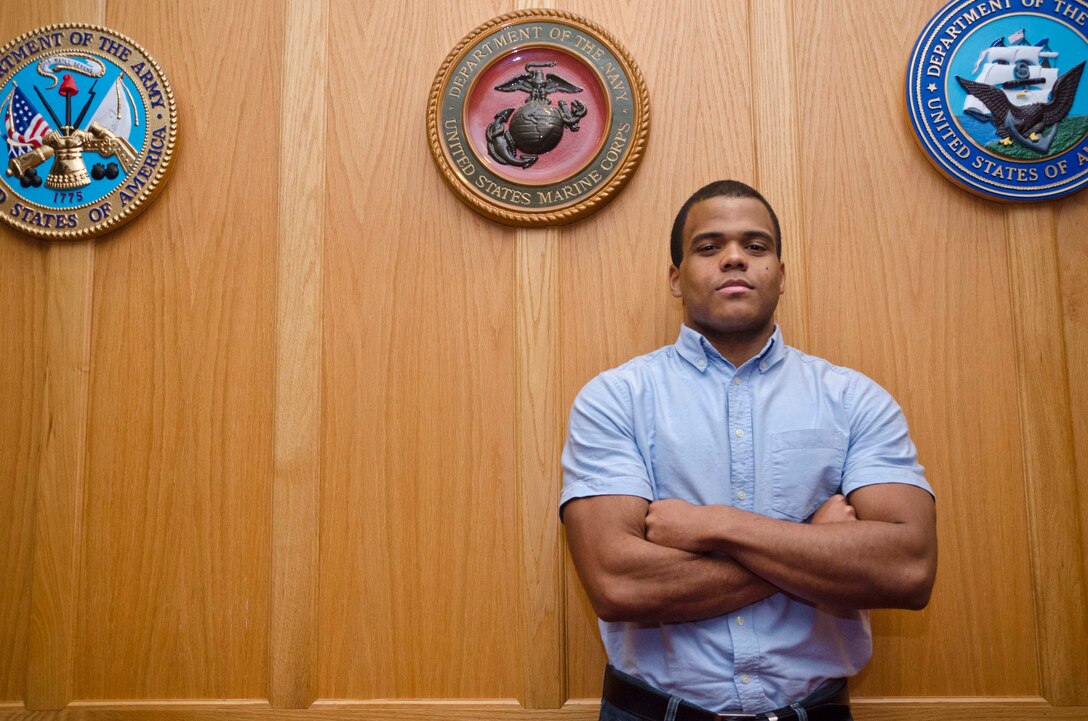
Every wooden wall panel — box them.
[794,0,1040,697]
[0,11,64,707]
[1,0,1087,717]
[6,2,103,711]
[270,0,327,709]
[1006,204,1088,705]
[1057,195,1088,600]
[317,0,519,700]
[72,0,280,699]
[0,233,41,704]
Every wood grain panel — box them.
[318,0,517,700]
[25,241,95,710]
[1,2,103,706]
[750,0,809,350]
[270,0,327,709]
[0,231,42,704]
[555,0,754,698]
[73,0,279,699]
[509,0,565,708]
[1006,204,1088,705]
[1055,193,1088,633]
[794,0,1040,697]
[10,2,105,709]
[515,227,564,709]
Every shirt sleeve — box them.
[559,372,654,519]
[841,373,934,499]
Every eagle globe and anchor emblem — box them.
[485,61,588,169]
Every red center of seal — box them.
[465,46,610,186]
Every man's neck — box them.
[701,324,775,368]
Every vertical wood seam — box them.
[24,5,104,705]
[746,0,760,191]
[25,243,96,710]
[1004,208,1048,701]
[750,0,810,351]
[783,4,812,352]
[270,0,327,708]
[514,227,565,709]
[512,2,563,711]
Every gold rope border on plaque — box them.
[426,9,650,227]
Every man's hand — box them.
[646,494,856,553]
[645,498,715,553]
[811,494,857,524]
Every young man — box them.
[561,180,936,721]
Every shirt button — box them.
[733,376,741,385]
[736,490,747,501]
[759,362,767,371]
[697,359,706,368]
[735,429,744,438]
[736,616,745,625]
[741,675,751,685]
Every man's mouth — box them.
[717,279,753,295]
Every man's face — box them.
[669,196,785,345]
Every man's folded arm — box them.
[645,482,937,610]
[563,493,778,624]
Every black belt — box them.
[603,665,851,721]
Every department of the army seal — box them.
[907,0,1088,201]
[1,24,177,239]
[427,10,650,225]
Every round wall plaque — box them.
[427,9,650,225]
[0,24,177,239]
[906,0,1088,202]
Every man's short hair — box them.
[670,180,782,266]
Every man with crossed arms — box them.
[561,180,937,721]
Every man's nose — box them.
[719,242,747,269]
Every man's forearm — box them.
[563,495,778,624]
[646,487,937,610]
[589,533,778,623]
[709,509,932,609]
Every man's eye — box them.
[697,245,717,253]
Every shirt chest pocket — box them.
[769,429,846,521]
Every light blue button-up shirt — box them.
[560,325,932,712]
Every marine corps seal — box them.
[907,0,1088,201]
[427,10,649,225]
[0,24,177,239]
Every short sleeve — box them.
[841,374,933,499]
[559,373,654,519]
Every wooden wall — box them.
[1,1,1086,719]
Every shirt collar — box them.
[675,324,787,373]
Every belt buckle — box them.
[715,715,758,721]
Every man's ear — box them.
[669,264,682,298]
[778,262,786,296]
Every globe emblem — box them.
[508,102,565,154]
[485,61,588,169]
